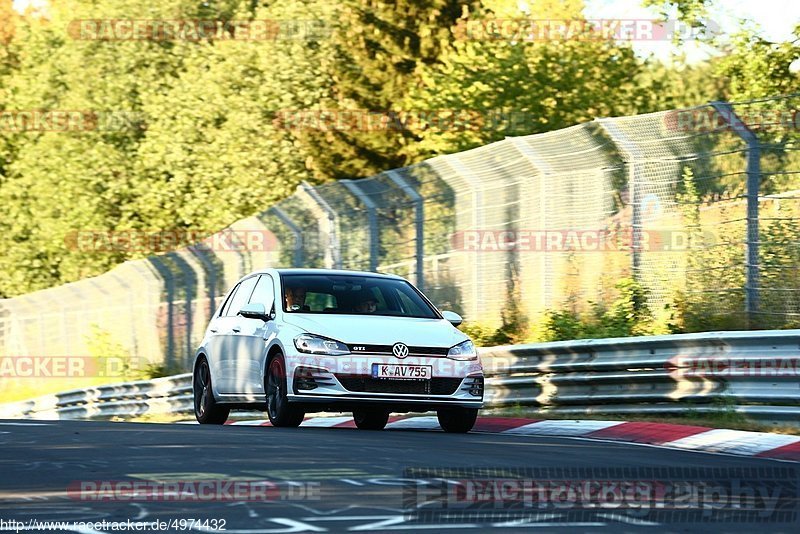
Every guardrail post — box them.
[269,206,304,267]
[341,179,379,272]
[385,169,425,290]
[298,181,342,269]
[710,101,761,324]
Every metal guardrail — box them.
[0,374,192,420]
[480,329,800,426]
[2,329,799,425]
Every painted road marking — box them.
[665,428,800,455]
[502,420,624,436]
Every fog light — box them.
[293,367,318,391]
[463,376,484,397]
[293,366,336,393]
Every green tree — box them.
[296,0,481,180]
[637,57,728,110]
[642,0,712,33]
[131,0,334,235]
[714,26,800,101]
[404,0,648,157]
[0,0,19,179]
[0,0,332,296]
[0,0,195,295]
[644,0,799,101]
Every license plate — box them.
[372,364,432,380]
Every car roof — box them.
[248,268,403,279]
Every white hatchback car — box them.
[193,269,484,432]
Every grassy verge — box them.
[125,412,189,424]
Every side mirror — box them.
[239,302,270,321]
[441,310,463,327]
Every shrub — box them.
[529,278,660,342]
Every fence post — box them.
[187,244,220,318]
[710,101,761,324]
[0,299,7,357]
[508,137,552,309]
[146,256,176,369]
[595,119,644,278]
[341,179,379,272]
[269,206,304,267]
[298,181,342,269]
[438,155,483,321]
[385,169,425,290]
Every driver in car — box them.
[285,286,308,311]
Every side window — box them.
[249,275,275,312]
[219,284,240,317]
[225,276,258,317]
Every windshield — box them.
[280,274,439,319]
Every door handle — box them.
[232,326,241,333]
[209,328,218,333]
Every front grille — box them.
[346,344,450,357]
[335,375,462,395]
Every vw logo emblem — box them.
[392,343,409,359]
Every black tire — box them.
[193,358,230,424]
[437,407,478,433]
[266,354,304,427]
[353,408,390,430]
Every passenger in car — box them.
[353,293,378,313]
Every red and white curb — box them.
[181,415,800,462]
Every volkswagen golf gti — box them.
[192,268,484,432]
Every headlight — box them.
[447,339,477,361]
[294,334,351,356]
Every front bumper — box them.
[288,393,483,411]
[285,353,484,410]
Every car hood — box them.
[281,314,468,348]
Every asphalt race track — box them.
[0,419,798,533]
